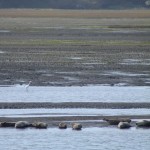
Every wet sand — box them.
[0,102,150,128]
[1,115,150,128]
[1,102,150,109]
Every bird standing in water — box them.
[26,81,32,91]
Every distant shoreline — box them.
[0,9,150,18]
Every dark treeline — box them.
[0,0,149,9]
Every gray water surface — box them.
[0,85,149,102]
[0,127,150,150]
[0,108,150,118]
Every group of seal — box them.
[1,119,150,130]
[0,121,82,130]
[0,121,47,129]
[103,118,150,129]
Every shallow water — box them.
[120,59,150,66]
[104,71,149,77]
[0,30,10,33]
[0,85,149,102]
[0,108,150,118]
[0,127,150,150]
[0,51,4,53]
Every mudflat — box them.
[1,102,150,109]
[0,9,150,127]
[0,9,150,86]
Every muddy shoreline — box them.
[0,16,150,86]
[1,102,150,109]
[0,102,150,128]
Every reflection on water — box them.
[0,30,10,33]
[0,127,150,150]
[0,108,150,118]
[120,59,150,66]
[0,85,149,102]
[104,71,149,77]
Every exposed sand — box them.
[1,115,150,128]
[1,102,150,109]
[0,102,150,128]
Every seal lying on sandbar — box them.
[103,118,131,125]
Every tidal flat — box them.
[0,9,150,86]
[0,9,150,150]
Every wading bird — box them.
[25,81,32,91]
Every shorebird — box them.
[25,81,32,91]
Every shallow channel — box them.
[0,108,150,118]
[0,85,149,102]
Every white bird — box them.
[25,81,32,91]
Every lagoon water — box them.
[0,85,150,102]
[0,127,150,150]
[0,108,150,118]
[0,85,150,150]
